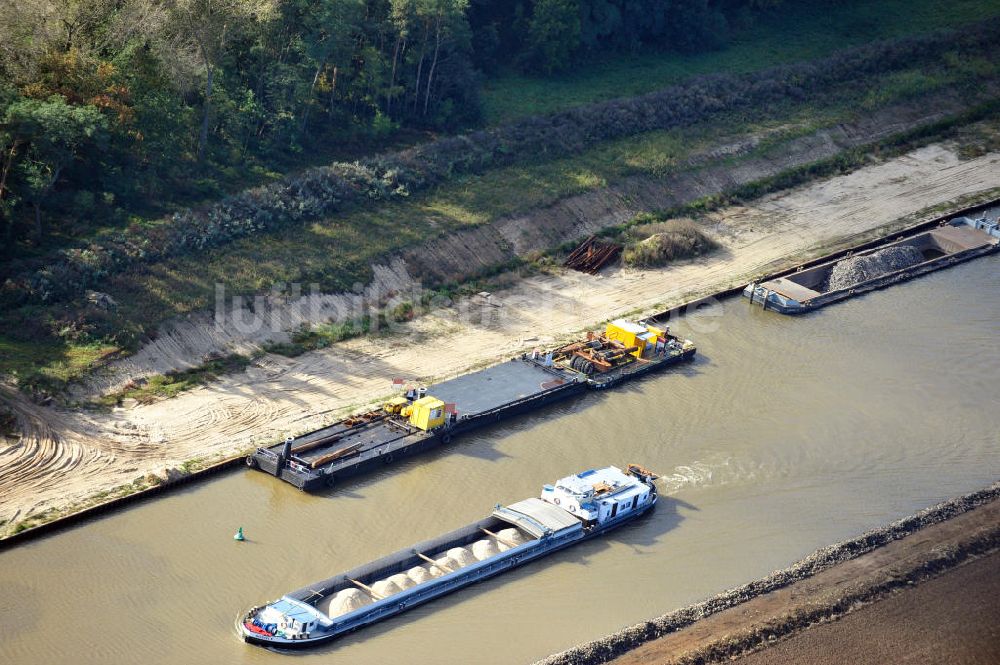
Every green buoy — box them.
[234,526,245,542]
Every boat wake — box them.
[659,456,759,495]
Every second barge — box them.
[240,464,659,648]
[744,210,1000,314]
[246,356,585,490]
[247,320,695,491]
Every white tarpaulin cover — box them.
[493,498,582,538]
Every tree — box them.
[524,0,581,74]
[0,86,21,245]
[4,95,106,241]
[667,0,728,53]
[578,0,624,51]
[164,0,275,162]
[389,0,416,114]
[418,0,468,116]
[295,0,365,134]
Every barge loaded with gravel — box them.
[743,210,1000,314]
[240,464,659,648]
[246,320,694,491]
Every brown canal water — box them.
[1,255,998,665]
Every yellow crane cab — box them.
[401,396,446,431]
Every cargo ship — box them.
[744,210,1000,314]
[246,320,695,490]
[240,464,659,648]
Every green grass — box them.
[480,0,1000,124]
[0,336,118,393]
[95,353,252,407]
[860,70,952,112]
[3,127,432,272]
[9,0,997,284]
[632,100,1000,228]
[4,50,998,392]
[97,122,752,327]
[13,0,995,272]
[100,60,991,319]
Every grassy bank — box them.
[4,42,1000,394]
[481,0,1000,123]
[98,58,1000,317]
[16,0,998,269]
[69,105,1000,399]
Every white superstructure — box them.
[541,466,656,526]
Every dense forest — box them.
[0,0,781,253]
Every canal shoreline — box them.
[2,194,998,550]
[533,481,1000,665]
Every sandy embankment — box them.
[535,484,1000,665]
[1,143,999,529]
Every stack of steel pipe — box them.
[564,236,623,274]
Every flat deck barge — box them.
[247,357,584,490]
[247,319,695,491]
[744,208,1000,314]
[240,465,659,648]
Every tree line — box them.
[470,0,780,74]
[0,0,782,254]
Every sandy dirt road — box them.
[1,143,998,529]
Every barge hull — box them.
[250,358,586,491]
[298,378,586,492]
[744,206,1000,315]
[243,502,656,648]
[747,242,998,315]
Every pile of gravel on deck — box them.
[825,245,924,291]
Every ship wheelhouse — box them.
[540,466,654,529]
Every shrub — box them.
[0,404,18,437]
[622,219,719,267]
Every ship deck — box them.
[428,358,577,417]
[291,421,416,466]
[286,498,587,609]
[259,358,580,475]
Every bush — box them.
[101,353,252,405]
[0,404,18,437]
[622,219,719,267]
